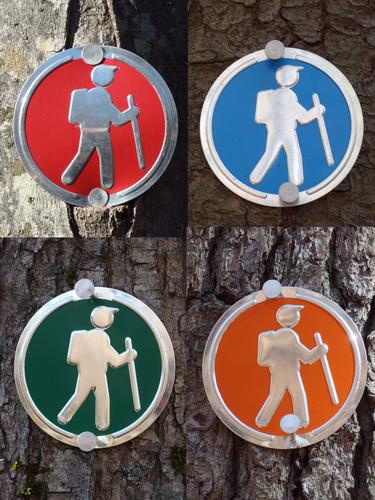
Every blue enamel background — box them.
[212,58,352,194]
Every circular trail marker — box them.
[203,285,367,449]
[200,45,363,207]
[14,45,178,207]
[14,285,175,450]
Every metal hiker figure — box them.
[256,304,337,429]
[58,306,140,431]
[250,65,333,187]
[61,64,144,190]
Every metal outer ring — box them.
[14,287,175,449]
[200,48,364,207]
[13,46,178,207]
[202,287,367,449]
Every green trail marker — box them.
[14,280,175,451]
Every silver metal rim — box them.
[14,287,175,448]
[202,287,367,449]
[200,48,364,207]
[13,46,178,207]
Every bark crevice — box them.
[64,0,81,50]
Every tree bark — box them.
[0,0,187,237]
[1,231,375,499]
[187,227,375,499]
[189,0,375,227]
[0,238,186,499]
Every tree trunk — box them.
[187,227,375,499]
[189,0,375,226]
[0,0,187,237]
[0,238,186,499]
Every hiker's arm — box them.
[111,103,139,126]
[106,337,137,368]
[297,102,325,124]
[298,342,327,364]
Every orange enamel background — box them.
[215,297,356,435]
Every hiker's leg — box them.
[256,376,286,427]
[97,132,114,189]
[94,378,110,431]
[284,132,303,186]
[58,376,91,424]
[62,131,95,185]
[250,134,282,184]
[289,373,309,428]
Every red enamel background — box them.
[25,58,166,196]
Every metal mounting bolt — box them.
[262,279,282,299]
[74,279,95,299]
[279,182,299,204]
[77,431,97,452]
[88,188,109,208]
[280,414,301,434]
[265,40,285,60]
[81,45,104,66]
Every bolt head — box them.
[265,40,285,60]
[77,431,97,452]
[262,279,282,299]
[81,45,104,66]
[88,188,109,208]
[280,414,301,434]
[279,182,299,204]
[74,279,95,299]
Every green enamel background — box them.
[24,298,163,435]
